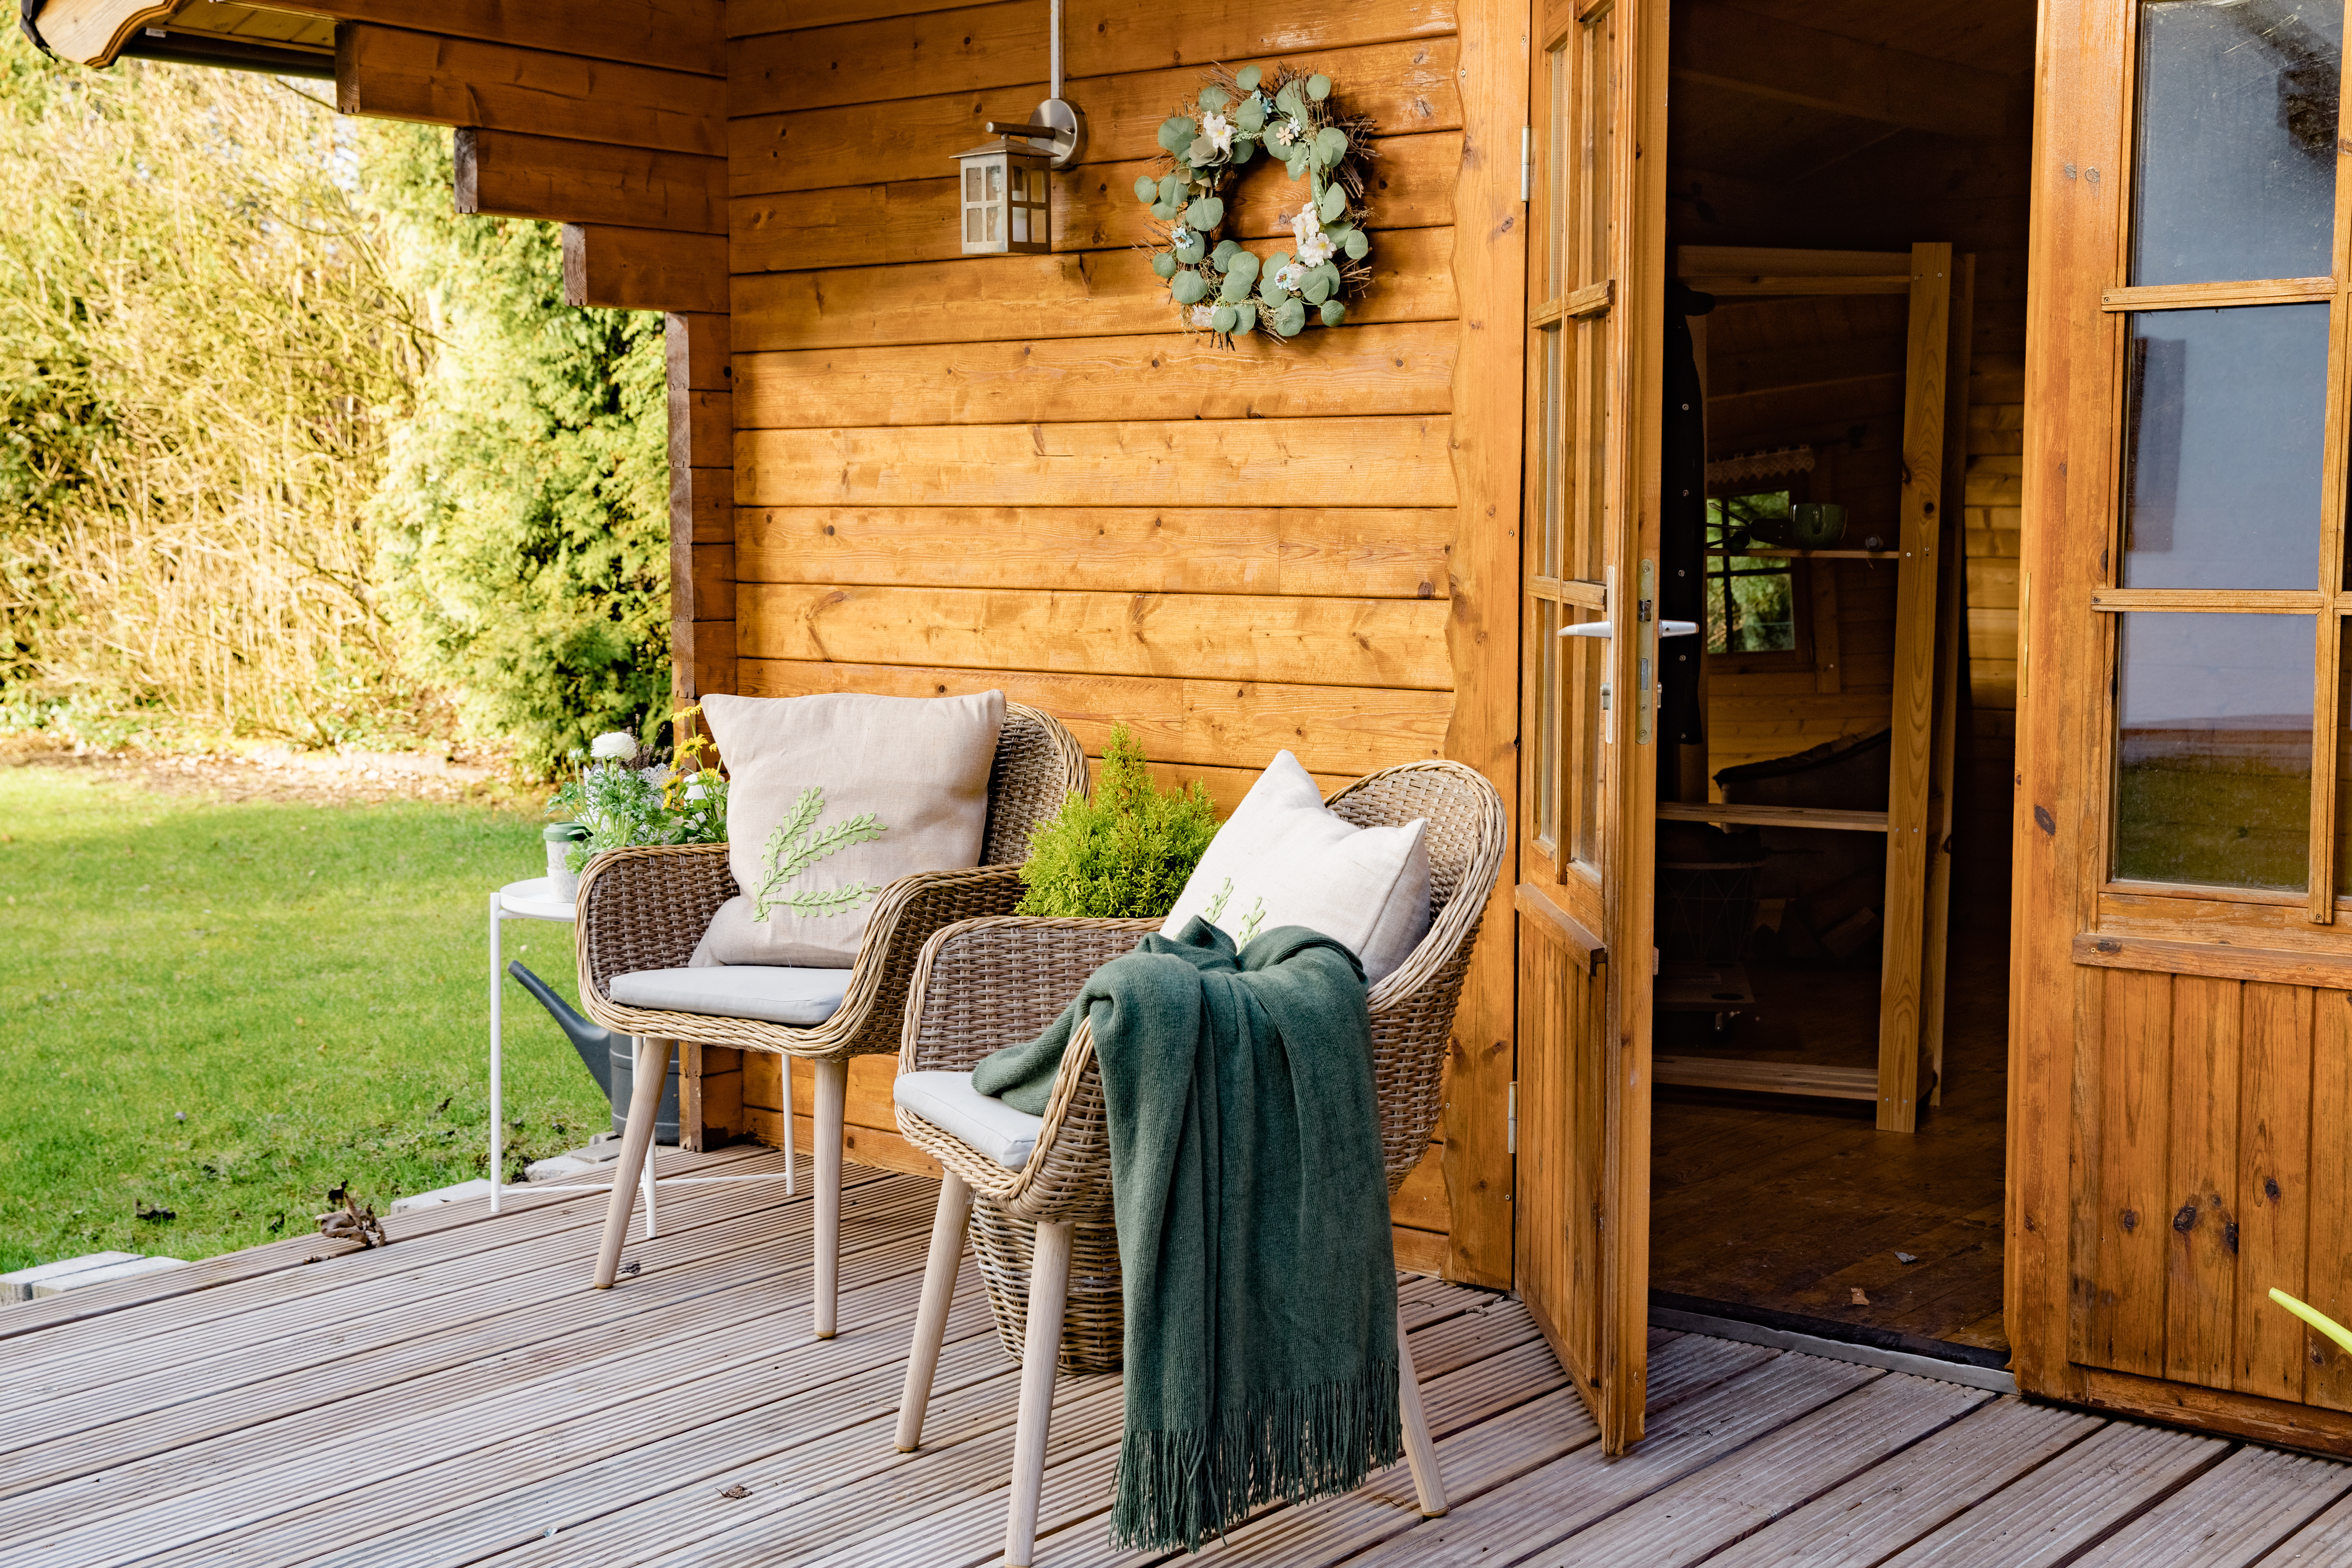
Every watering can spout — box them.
[505,960,617,1098]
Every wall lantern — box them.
[953,0,1084,256]
[954,135,1053,255]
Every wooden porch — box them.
[6,1148,2352,1568]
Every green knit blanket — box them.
[971,917,1401,1552]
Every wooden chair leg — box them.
[813,1056,848,1339]
[895,1172,973,1452]
[1397,1296,1447,1516]
[592,1035,673,1289]
[1003,1217,1072,1568]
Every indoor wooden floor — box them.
[10,1148,2352,1566]
[1651,818,2014,1357]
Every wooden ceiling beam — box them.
[32,0,723,74]
[270,0,722,77]
[336,25,723,159]
[456,129,726,235]
[563,226,728,315]
[1672,2,2009,141]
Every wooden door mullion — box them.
[2308,41,2352,921]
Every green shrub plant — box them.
[1017,725,1218,918]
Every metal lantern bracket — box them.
[984,0,1084,168]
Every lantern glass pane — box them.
[1011,204,1029,242]
[985,203,999,242]
[965,203,980,244]
[965,166,980,201]
[986,164,1002,201]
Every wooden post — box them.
[1875,242,1954,1133]
[1438,0,1531,1291]
[1920,255,1976,1106]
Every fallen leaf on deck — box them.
[717,1485,751,1500]
[1850,1287,1870,1306]
[1895,1252,1918,1264]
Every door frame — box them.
[1511,0,1670,1455]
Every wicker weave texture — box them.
[893,759,1509,1372]
[573,702,1087,1067]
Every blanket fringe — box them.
[1111,1366,1404,1553]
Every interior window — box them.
[1705,492,1798,654]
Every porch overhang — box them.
[22,0,330,73]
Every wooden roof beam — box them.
[1671,2,2009,141]
[31,0,723,74]
[563,225,727,315]
[290,0,722,77]
[335,25,723,159]
[456,129,726,235]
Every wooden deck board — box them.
[1558,1373,1995,1565]
[0,1178,942,1494]
[2071,1444,2352,1568]
[1704,1396,2104,1567]
[5,1166,2350,1568]
[1876,1421,2230,1567]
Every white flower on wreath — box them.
[1269,117,1301,149]
[1273,261,1307,292]
[1169,225,1192,250]
[1190,304,1217,328]
[590,732,637,762]
[1292,205,1335,266]
[1200,109,1234,155]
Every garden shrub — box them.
[1017,725,1218,919]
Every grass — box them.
[0,758,611,1273]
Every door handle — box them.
[1560,619,1697,639]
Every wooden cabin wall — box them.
[722,0,1524,1284]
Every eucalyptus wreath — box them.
[1135,62,1377,344]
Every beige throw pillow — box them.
[694,690,1005,968]
[1158,751,1431,984]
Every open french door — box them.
[1513,0,1668,1454]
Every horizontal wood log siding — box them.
[725,0,1509,1282]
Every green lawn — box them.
[0,760,611,1273]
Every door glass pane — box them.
[1537,598,1561,853]
[2131,0,2343,285]
[2121,303,2329,590]
[1541,324,1565,577]
[1571,622,1605,870]
[2336,622,2352,895]
[1547,42,1570,299]
[2114,611,2314,890]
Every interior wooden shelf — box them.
[1705,548,1899,560]
[1656,802,1891,833]
[1653,1055,1880,1102]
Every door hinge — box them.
[1520,126,1533,203]
[1507,1080,1518,1154]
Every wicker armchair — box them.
[572,701,1086,1338]
[887,760,1508,1566]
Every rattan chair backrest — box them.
[979,703,1091,866]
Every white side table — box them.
[487,878,798,1236]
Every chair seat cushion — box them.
[893,1070,1043,1171]
[608,965,851,1027]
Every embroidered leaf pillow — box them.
[1157,750,1431,983]
[693,690,1005,968]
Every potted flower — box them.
[545,709,730,893]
